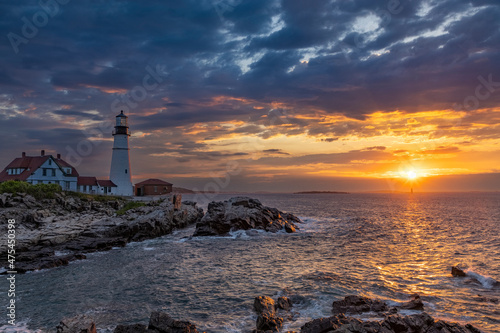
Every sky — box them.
[1,0,500,192]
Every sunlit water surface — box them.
[1,193,499,332]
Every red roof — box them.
[55,158,79,177]
[135,178,173,186]
[97,179,117,187]
[77,176,98,186]
[0,153,81,183]
[0,156,49,182]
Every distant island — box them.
[294,191,350,194]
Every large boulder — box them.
[452,266,467,277]
[0,195,203,273]
[254,296,284,332]
[331,295,388,315]
[193,197,300,236]
[148,311,199,333]
[301,312,484,333]
[56,315,96,333]
[400,294,424,310]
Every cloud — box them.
[0,0,499,191]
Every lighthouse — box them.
[110,110,133,196]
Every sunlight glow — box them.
[407,170,418,180]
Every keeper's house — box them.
[0,150,117,195]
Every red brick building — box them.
[135,179,173,196]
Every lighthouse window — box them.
[125,169,128,174]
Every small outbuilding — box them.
[135,178,173,196]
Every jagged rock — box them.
[331,295,388,315]
[0,193,12,207]
[300,312,484,333]
[256,313,283,332]
[255,296,276,315]
[452,266,467,277]
[193,197,300,236]
[0,195,203,273]
[148,311,198,333]
[400,294,424,310]
[254,296,284,332]
[277,296,293,311]
[56,315,96,333]
[301,314,352,333]
[173,194,182,210]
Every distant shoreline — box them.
[293,191,350,194]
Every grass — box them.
[0,180,126,203]
[116,201,146,215]
[65,191,124,203]
[0,180,62,199]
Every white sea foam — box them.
[0,320,44,333]
[466,269,499,289]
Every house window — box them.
[52,169,56,176]
[55,181,59,185]
[154,186,158,193]
[42,169,47,176]
[49,160,52,165]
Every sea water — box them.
[0,192,499,332]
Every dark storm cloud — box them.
[1,0,500,174]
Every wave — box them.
[0,320,44,333]
[465,269,499,289]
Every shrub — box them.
[0,180,30,194]
[27,183,62,199]
[0,180,62,199]
[116,201,145,215]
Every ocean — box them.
[1,192,499,332]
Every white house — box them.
[0,150,117,195]
[0,150,79,191]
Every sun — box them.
[407,170,417,180]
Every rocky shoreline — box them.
[55,294,484,333]
[0,194,300,273]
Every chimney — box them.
[57,153,61,159]
[41,150,45,156]
[22,152,26,157]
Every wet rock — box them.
[0,195,203,273]
[277,296,293,311]
[255,296,276,315]
[452,266,467,277]
[400,294,424,310]
[301,314,352,333]
[56,315,96,333]
[148,311,198,333]
[193,197,300,236]
[254,296,284,332]
[301,311,484,333]
[331,295,388,314]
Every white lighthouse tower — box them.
[110,110,133,196]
